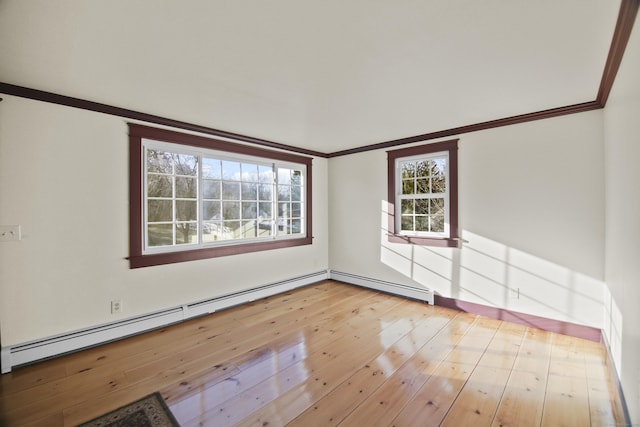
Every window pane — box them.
[278,202,290,217]
[175,177,197,198]
[223,201,240,220]
[431,175,446,193]
[291,202,301,218]
[278,168,291,185]
[259,165,274,183]
[147,150,173,173]
[431,215,445,232]
[415,199,429,215]
[416,160,430,178]
[148,200,172,222]
[432,158,446,176]
[278,185,291,201]
[259,184,273,200]
[242,163,259,182]
[175,223,197,244]
[147,175,172,198]
[258,202,272,218]
[242,220,257,238]
[291,170,302,186]
[291,219,302,234]
[202,158,221,179]
[257,220,272,235]
[222,221,241,239]
[430,198,445,215]
[175,154,198,176]
[416,178,429,194]
[401,216,414,231]
[203,201,221,220]
[283,219,294,235]
[242,183,257,200]
[222,182,240,199]
[203,179,221,199]
[402,179,414,195]
[202,221,222,242]
[222,160,241,180]
[401,162,415,179]
[291,185,301,202]
[242,202,257,219]
[176,200,197,221]
[401,199,414,215]
[416,216,429,231]
[215,223,231,240]
[148,223,173,247]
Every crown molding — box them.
[328,0,639,157]
[1,0,637,158]
[597,0,640,106]
[0,82,327,159]
[327,101,601,157]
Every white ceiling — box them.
[0,0,621,154]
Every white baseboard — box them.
[329,270,434,305]
[1,270,330,374]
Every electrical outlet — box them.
[0,225,21,242]
[111,300,123,314]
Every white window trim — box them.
[141,138,307,255]
[395,150,450,239]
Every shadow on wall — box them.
[379,202,608,333]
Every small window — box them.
[129,124,312,268]
[387,139,459,247]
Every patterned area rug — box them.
[77,392,180,427]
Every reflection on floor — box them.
[0,281,625,426]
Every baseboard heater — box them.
[1,270,330,374]
[329,270,434,305]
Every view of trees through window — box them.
[398,156,447,234]
[145,145,305,250]
[387,139,457,247]
[147,150,198,246]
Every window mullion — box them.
[198,153,203,245]
[239,163,244,231]
[172,160,176,246]
[272,163,278,239]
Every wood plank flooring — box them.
[0,281,625,426]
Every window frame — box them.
[129,123,313,268]
[387,139,459,247]
[395,150,450,238]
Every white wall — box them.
[0,96,329,347]
[329,110,605,329]
[603,16,640,424]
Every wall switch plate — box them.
[0,225,21,242]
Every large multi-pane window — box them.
[387,139,459,247]
[129,124,312,268]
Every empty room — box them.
[1,0,639,426]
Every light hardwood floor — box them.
[0,281,625,426]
